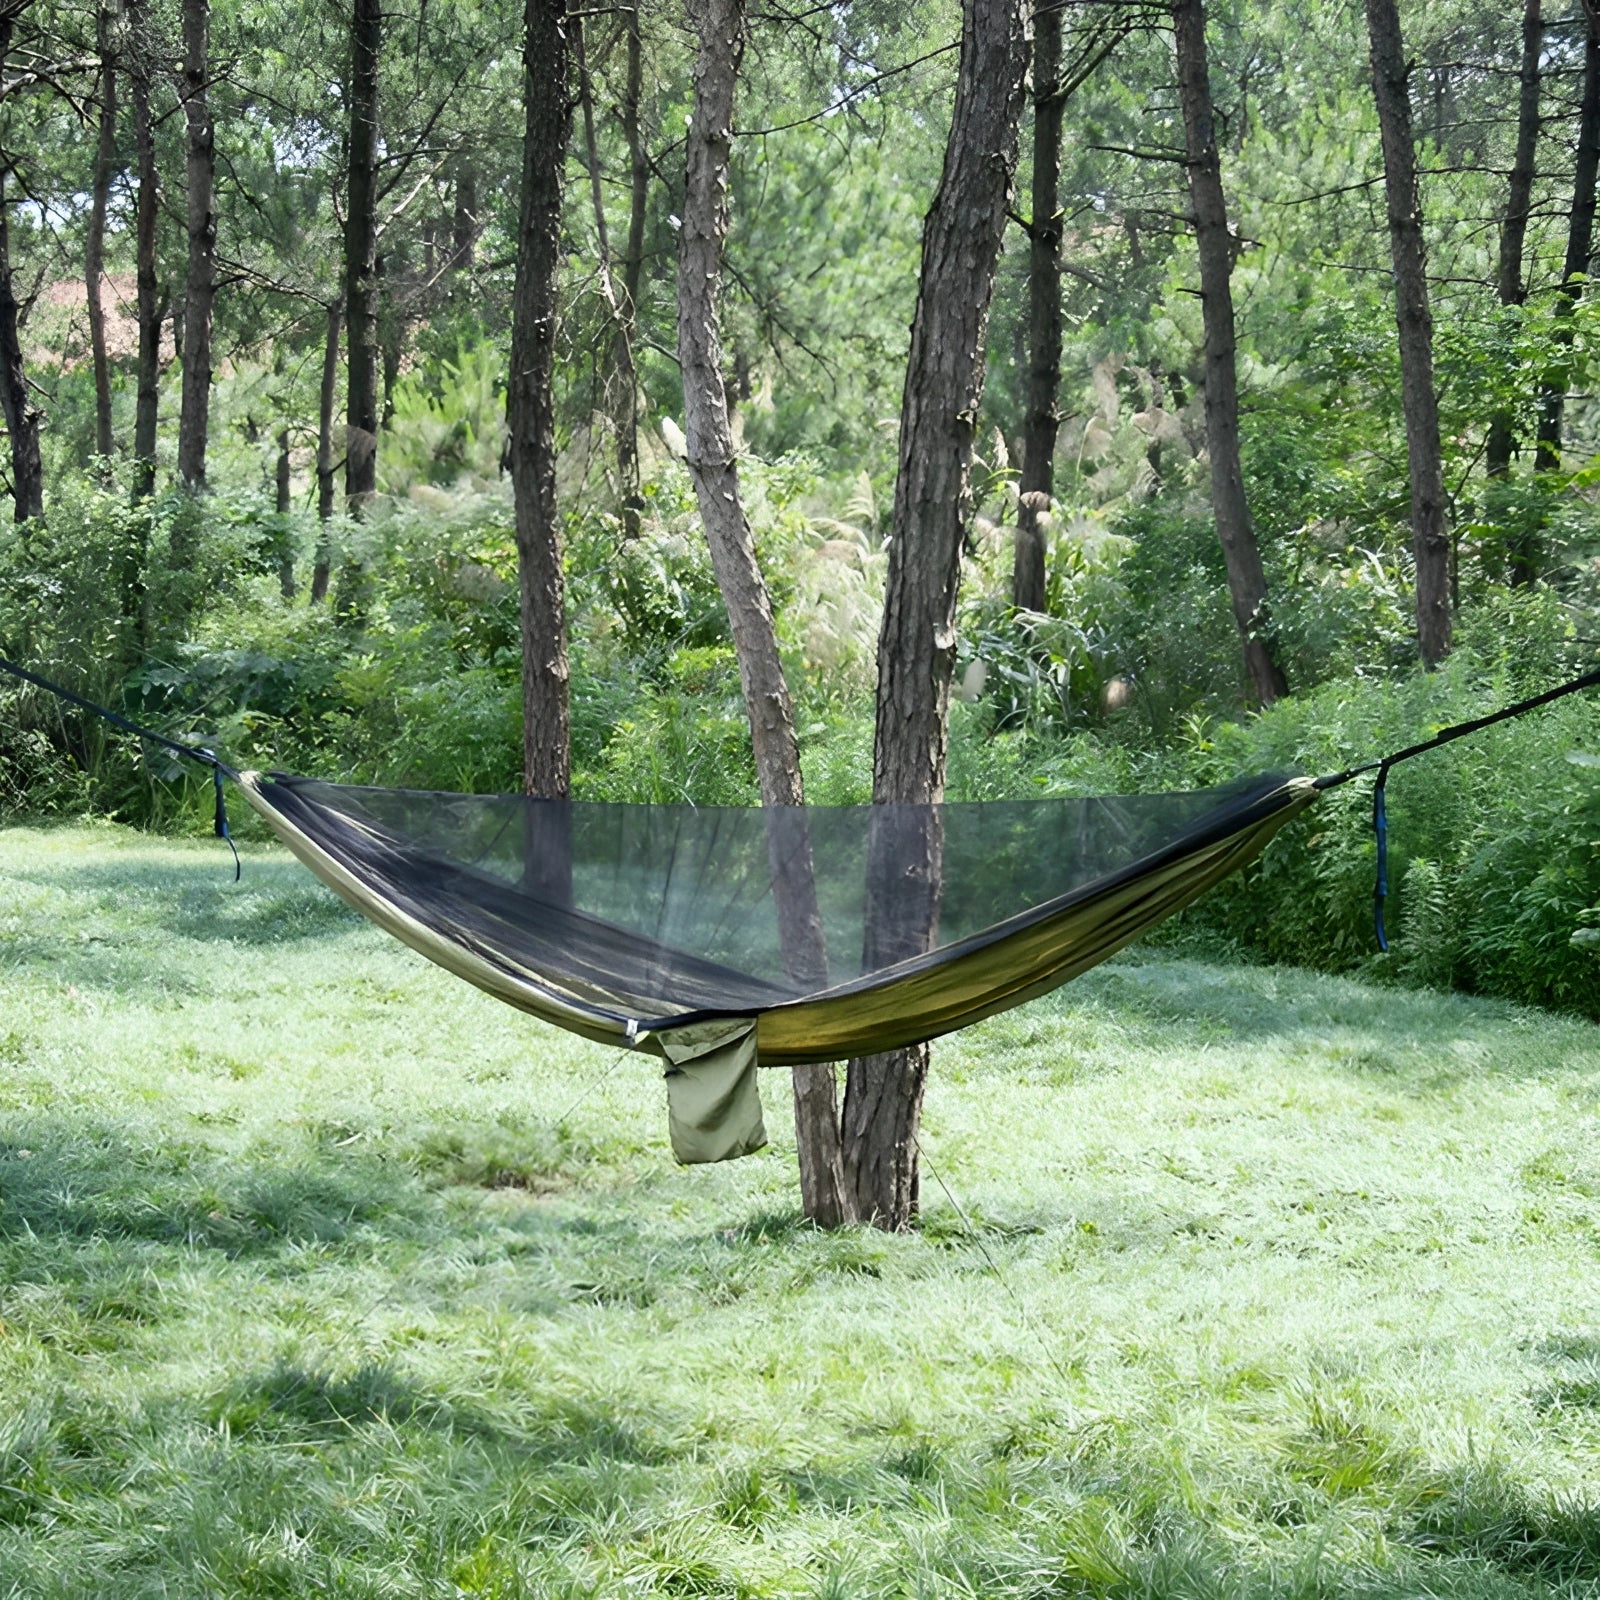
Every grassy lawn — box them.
[4,825,1600,1597]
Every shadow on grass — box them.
[1,854,362,951]
[0,1120,425,1256]
[1053,958,1600,1084]
[206,1361,675,1466]
[1402,1464,1600,1588]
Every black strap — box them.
[0,653,240,879]
[1330,664,1600,785]
[1318,665,1600,949]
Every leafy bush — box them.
[1164,630,1600,1017]
[576,645,758,804]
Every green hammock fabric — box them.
[660,1020,766,1164]
[238,769,1319,1068]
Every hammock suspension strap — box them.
[8,649,1600,951]
[0,654,240,879]
[1344,665,1600,951]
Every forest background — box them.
[2,0,1600,1030]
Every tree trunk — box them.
[619,0,649,536]
[0,12,41,522]
[1173,0,1286,704]
[621,1,649,327]
[451,154,477,273]
[86,0,118,463]
[345,0,381,514]
[311,300,341,603]
[0,172,43,526]
[1534,9,1600,486]
[842,0,1031,1232]
[1485,0,1542,486]
[1012,0,1060,615]
[130,0,160,503]
[511,0,572,800]
[176,0,214,490]
[1365,0,1451,667]
[679,0,849,1226]
[275,426,295,598]
[575,15,643,539]
[378,250,402,426]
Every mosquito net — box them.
[241,768,1315,1060]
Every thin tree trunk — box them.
[1012,0,1060,615]
[451,154,477,272]
[311,299,341,603]
[842,0,1031,1232]
[575,16,643,538]
[275,426,295,598]
[1173,0,1285,704]
[345,0,381,515]
[0,171,43,525]
[1486,0,1542,487]
[378,250,401,426]
[1365,0,1451,667]
[176,0,214,490]
[621,1,648,324]
[679,0,849,1227]
[0,10,41,522]
[1534,9,1600,484]
[511,0,572,800]
[130,0,160,502]
[86,0,118,463]
[619,0,649,536]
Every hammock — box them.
[5,656,1598,1160]
[236,767,1320,1066]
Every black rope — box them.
[1318,666,1600,951]
[0,654,241,880]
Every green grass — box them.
[4,825,1600,1596]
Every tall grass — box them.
[3,826,1600,1595]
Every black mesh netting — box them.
[254,770,1298,1022]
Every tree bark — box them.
[619,0,649,536]
[0,172,43,526]
[130,0,160,502]
[311,299,341,603]
[1534,9,1600,487]
[621,0,649,329]
[377,250,401,426]
[1365,0,1451,668]
[451,154,477,273]
[1173,0,1285,704]
[842,0,1031,1232]
[86,0,118,463]
[1485,0,1542,486]
[275,426,295,597]
[575,15,643,538]
[345,0,381,514]
[1012,0,1060,615]
[0,12,39,526]
[176,0,214,491]
[511,0,572,800]
[679,0,849,1227]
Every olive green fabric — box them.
[239,770,1317,1069]
[659,1020,765,1164]
[753,779,1318,1064]
[238,772,647,1052]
